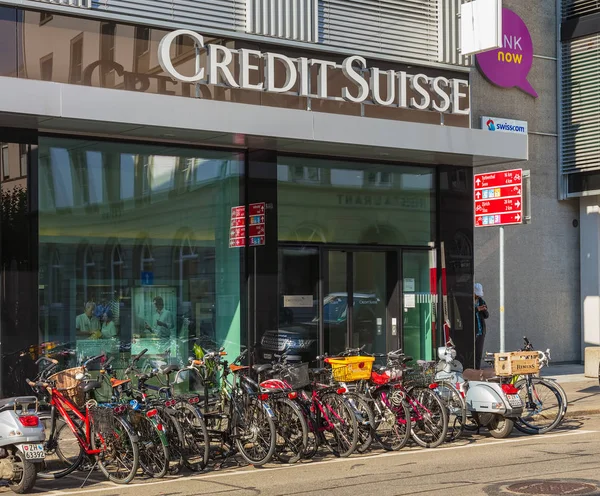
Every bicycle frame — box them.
[46,387,102,456]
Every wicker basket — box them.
[48,367,85,409]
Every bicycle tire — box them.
[234,397,277,466]
[373,387,411,451]
[513,377,567,434]
[319,392,359,458]
[434,381,466,442]
[134,413,169,478]
[159,409,185,475]
[93,415,140,484]
[37,413,85,480]
[407,386,448,448]
[273,397,309,464]
[346,393,375,454]
[174,401,210,472]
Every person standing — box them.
[474,283,489,369]
[145,296,175,339]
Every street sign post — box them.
[474,168,523,354]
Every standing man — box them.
[474,283,489,369]
[145,296,175,340]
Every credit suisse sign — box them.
[474,169,523,227]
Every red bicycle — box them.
[27,355,139,484]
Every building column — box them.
[580,196,600,357]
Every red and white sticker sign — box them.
[229,203,267,247]
[229,206,246,248]
[474,169,523,227]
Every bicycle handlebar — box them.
[132,349,148,363]
[35,356,58,366]
[102,356,114,369]
[83,354,105,368]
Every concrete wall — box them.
[471,0,581,362]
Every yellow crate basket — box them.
[326,356,375,382]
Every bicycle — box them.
[195,348,277,467]
[508,337,567,434]
[27,355,139,484]
[84,353,171,479]
[121,349,210,473]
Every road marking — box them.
[38,430,598,496]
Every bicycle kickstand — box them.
[80,459,99,488]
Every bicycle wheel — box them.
[133,414,169,478]
[514,377,566,434]
[407,387,448,448]
[234,397,277,466]
[434,381,466,442]
[373,387,411,451]
[346,393,375,454]
[174,401,210,472]
[37,413,84,480]
[159,409,185,475]
[92,416,139,484]
[273,397,308,464]
[320,393,359,458]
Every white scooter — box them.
[0,396,45,493]
[435,341,524,438]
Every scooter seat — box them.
[463,368,496,381]
[0,396,37,412]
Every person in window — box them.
[474,283,489,369]
[145,296,175,339]
[75,302,100,338]
[101,309,117,339]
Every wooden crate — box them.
[494,352,539,376]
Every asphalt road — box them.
[15,415,600,496]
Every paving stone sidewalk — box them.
[540,364,600,417]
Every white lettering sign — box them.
[158,30,470,116]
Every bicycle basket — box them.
[402,367,435,388]
[278,362,310,389]
[89,404,117,433]
[327,356,375,382]
[47,367,85,409]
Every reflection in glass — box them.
[38,138,244,392]
[325,251,347,355]
[278,156,435,246]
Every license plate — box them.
[507,394,523,408]
[22,444,45,460]
[263,353,272,359]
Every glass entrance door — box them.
[324,250,395,357]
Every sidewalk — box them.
[540,364,600,417]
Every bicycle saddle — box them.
[160,364,179,375]
[310,368,327,376]
[230,364,249,373]
[253,363,272,374]
[80,380,102,393]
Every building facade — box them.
[0,0,531,396]
[560,0,600,363]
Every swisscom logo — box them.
[481,116,527,135]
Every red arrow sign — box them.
[229,237,245,248]
[475,184,522,200]
[475,212,522,227]
[249,224,265,236]
[250,202,265,215]
[231,206,246,218]
[475,197,522,215]
[231,217,245,228]
[474,169,522,189]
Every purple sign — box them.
[476,9,537,98]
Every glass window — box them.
[278,156,435,246]
[19,144,27,177]
[2,145,8,179]
[38,138,244,390]
[69,34,83,84]
[40,53,52,81]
